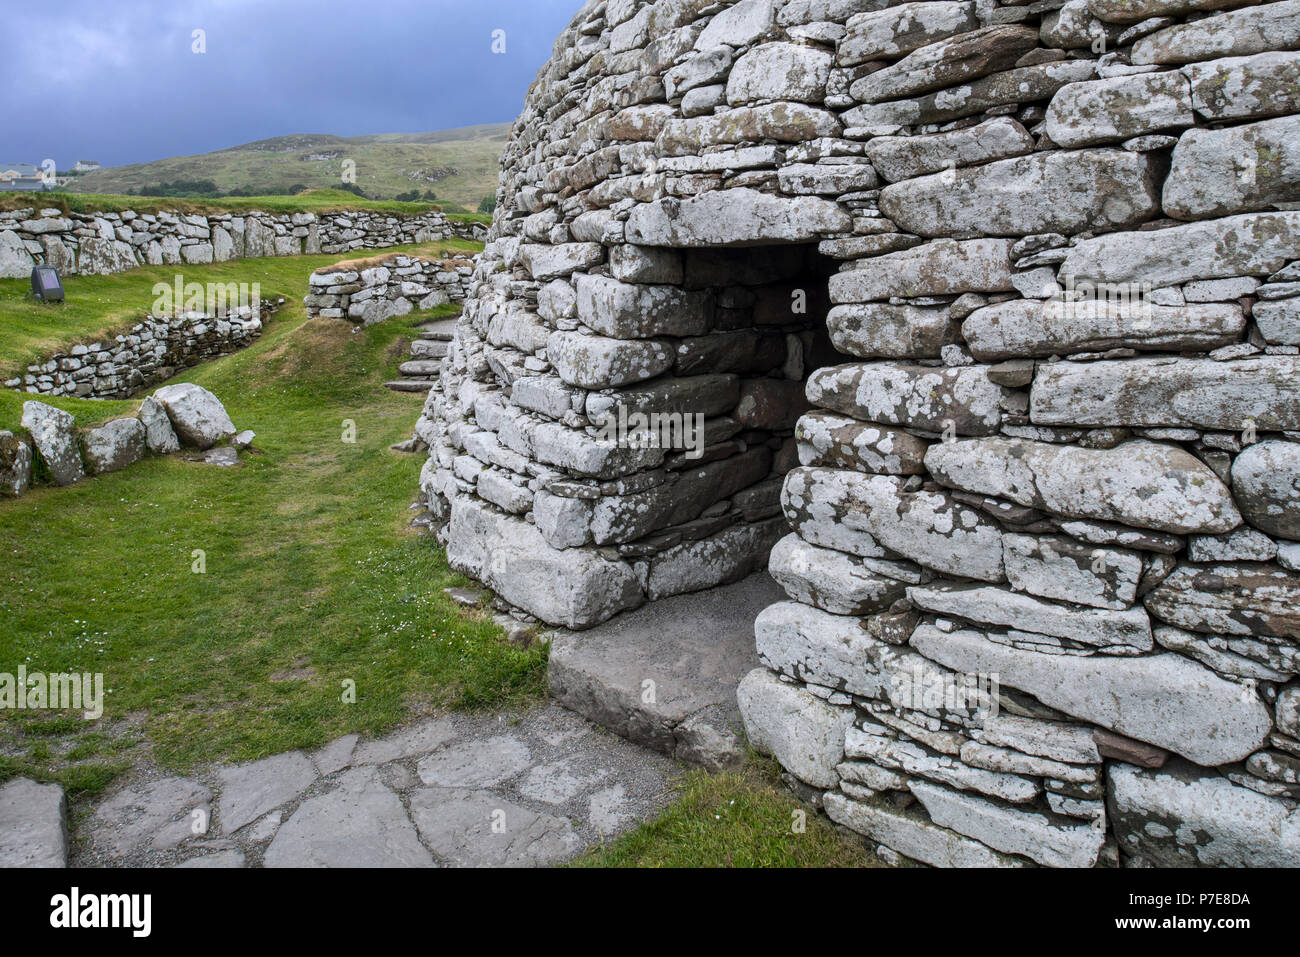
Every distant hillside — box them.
[66,124,510,212]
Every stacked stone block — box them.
[304,255,476,325]
[414,0,1300,865]
[0,206,477,279]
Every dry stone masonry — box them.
[413,0,1300,866]
[304,253,476,324]
[0,206,482,279]
[7,299,279,399]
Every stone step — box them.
[548,571,786,770]
[415,318,458,341]
[384,380,435,393]
[398,360,441,377]
[409,339,449,360]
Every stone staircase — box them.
[383,317,457,393]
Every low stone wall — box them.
[305,254,475,325]
[6,300,281,399]
[0,206,483,279]
[416,0,1300,868]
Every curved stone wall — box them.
[415,0,1300,866]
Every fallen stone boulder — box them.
[151,383,236,450]
[83,418,147,475]
[20,401,83,486]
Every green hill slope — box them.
[66,124,510,212]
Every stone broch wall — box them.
[414,0,1300,867]
[0,206,484,278]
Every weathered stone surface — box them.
[911,624,1273,764]
[264,767,433,867]
[547,331,674,388]
[829,238,1015,301]
[795,411,929,474]
[1029,356,1300,431]
[1183,51,1300,121]
[1109,760,1300,866]
[137,396,180,453]
[865,117,1035,182]
[1086,0,1255,23]
[575,273,711,338]
[0,431,32,497]
[151,383,236,450]
[446,494,643,629]
[646,517,786,599]
[827,303,957,358]
[1131,1,1300,65]
[777,162,878,195]
[1164,115,1300,220]
[823,791,1021,867]
[925,437,1241,534]
[20,401,83,486]
[1232,439,1300,539]
[0,229,35,278]
[727,42,832,104]
[769,533,908,615]
[218,751,317,833]
[736,667,854,788]
[783,467,1006,580]
[1045,71,1194,147]
[909,583,1153,650]
[838,1,979,66]
[843,60,1098,128]
[626,187,851,247]
[1145,563,1300,640]
[1254,298,1300,345]
[807,362,1007,435]
[695,0,777,49]
[962,298,1244,360]
[83,417,146,475]
[977,714,1100,765]
[1002,533,1143,610]
[879,149,1161,238]
[852,26,1040,104]
[408,788,581,867]
[656,103,841,156]
[910,779,1105,868]
[609,244,683,284]
[416,735,533,788]
[519,242,604,280]
[90,776,210,857]
[0,778,66,867]
[1061,211,1300,288]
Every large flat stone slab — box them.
[548,572,786,768]
[217,751,317,834]
[263,767,434,868]
[0,778,67,867]
[408,788,581,867]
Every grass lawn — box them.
[0,237,549,796]
[0,189,491,223]
[574,758,886,868]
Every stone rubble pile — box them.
[412,0,1300,866]
[0,206,481,279]
[304,254,475,325]
[2,383,247,497]
[7,300,279,399]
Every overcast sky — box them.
[0,0,582,169]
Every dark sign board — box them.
[31,266,64,302]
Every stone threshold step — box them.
[548,572,785,770]
[384,380,435,393]
[398,360,442,377]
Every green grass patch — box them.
[573,757,886,868]
[0,236,553,794]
